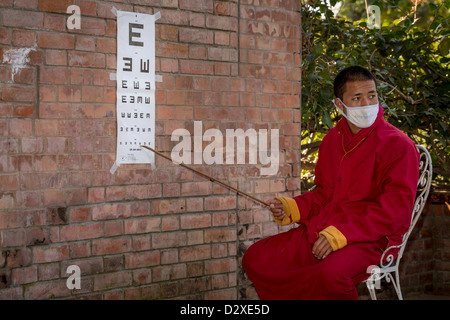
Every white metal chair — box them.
[364,145,433,300]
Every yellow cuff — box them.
[319,226,347,251]
[273,196,300,226]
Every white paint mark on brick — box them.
[1,47,34,81]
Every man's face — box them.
[334,80,379,134]
[335,80,378,112]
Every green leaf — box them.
[322,112,333,129]
[438,36,450,56]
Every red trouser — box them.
[242,225,385,300]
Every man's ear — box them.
[334,98,344,111]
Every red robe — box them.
[243,106,419,299]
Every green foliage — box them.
[301,0,450,190]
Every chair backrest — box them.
[382,145,433,266]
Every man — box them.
[242,66,420,300]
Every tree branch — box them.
[378,80,423,105]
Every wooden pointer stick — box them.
[140,145,270,208]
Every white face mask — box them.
[333,98,379,128]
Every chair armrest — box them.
[380,244,404,268]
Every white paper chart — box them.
[111,10,157,173]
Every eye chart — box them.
[111,10,159,173]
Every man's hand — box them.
[312,235,333,260]
[267,199,286,221]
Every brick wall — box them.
[0,0,301,299]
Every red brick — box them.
[16,190,40,208]
[152,199,186,215]
[208,47,238,62]
[69,69,92,85]
[12,30,35,46]
[181,214,211,229]
[286,94,300,108]
[125,251,160,269]
[92,237,131,255]
[34,119,59,135]
[12,266,37,285]
[103,220,122,237]
[17,155,33,171]
[27,49,44,65]
[158,8,189,26]
[159,25,178,41]
[0,211,23,229]
[0,122,9,137]
[69,206,90,223]
[0,66,12,82]
[0,28,12,44]
[81,155,102,170]
[45,50,67,66]
[9,66,35,85]
[153,264,186,282]
[205,257,236,274]
[20,138,43,154]
[92,203,132,220]
[96,38,116,54]
[93,272,131,291]
[180,0,213,13]
[206,15,238,31]
[32,244,69,263]
[37,32,74,49]
[69,17,105,36]
[96,2,133,19]
[180,28,213,44]
[42,189,64,207]
[124,217,161,234]
[166,91,185,105]
[39,85,57,102]
[204,196,236,211]
[74,36,95,52]
[0,193,15,210]
[214,1,232,16]
[23,280,68,299]
[43,13,65,31]
[64,188,87,206]
[40,67,69,84]
[180,60,214,75]
[60,223,102,241]
[13,105,34,118]
[156,42,189,58]
[205,228,236,243]
[181,181,212,196]
[81,86,103,102]
[58,86,81,102]
[2,9,43,28]
[9,119,32,137]
[68,51,105,68]
[1,85,35,102]
[0,174,18,191]
[215,31,230,45]
[38,0,73,13]
[34,155,57,171]
[179,245,211,262]
[160,58,179,72]
[152,232,187,249]
[1,228,25,246]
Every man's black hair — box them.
[333,66,377,100]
